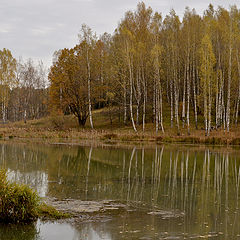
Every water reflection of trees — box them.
[119,147,240,237]
[1,143,240,237]
[0,222,39,240]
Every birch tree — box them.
[199,34,216,136]
[79,24,96,129]
[0,49,16,123]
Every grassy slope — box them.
[1,106,240,145]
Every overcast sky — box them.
[1,0,239,68]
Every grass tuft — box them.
[37,203,70,220]
[0,169,39,223]
[0,169,70,223]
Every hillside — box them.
[0,106,240,146]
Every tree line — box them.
[0,49,48,123]
[49,3,240,135]
[2,2,240,136]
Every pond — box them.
[0,143,240,239]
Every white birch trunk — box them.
[226,25,232,132]
[207,77,211,136]
[192,50,198,129]
[235,53,240,125]
[182,65,186,128]
[186,55,190,135]
[87,49,94,129]
[124,83,127,125]
[142,66,146,132]
[127,44,137,132]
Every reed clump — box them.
[0,169,69,223]
[0,169,39,223]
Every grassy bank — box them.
[0,170,69,223]
[1,109,240,146]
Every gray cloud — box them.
[0,0,239,68]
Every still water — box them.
[0,143,240,239]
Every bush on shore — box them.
[0,169,39,223]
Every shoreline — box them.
[0,126,240,148]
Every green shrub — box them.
[0,170,39,223]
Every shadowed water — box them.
[0,143,240,239]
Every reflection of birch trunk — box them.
[127,147,135,202]
[141,148,145,181]
[205,150,211,215]
[133,152,139,201]
[206,150,210,191]
[171,151,178,209]
[181,153,184,209]
[225,154,229,231]
[121,152,126,198]
[152,147,163,204]
[167,152,172,198]
[154,147,158,186]
[200,150,207,229]
[85,147,92,199]
[214,154,217,203]
[140,148,145,201]
[1,145,5,168]
[235,159,240,209]
[57,157,61,179]
[184,151,189,211]
[190,154,197,216]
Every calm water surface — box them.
[0,143,240,239]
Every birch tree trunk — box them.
[159,84,164,133]
[235,52,240,125]
[204,54,208,136]
[226,25,232,133]
[186,51,190,135]
[124,82,127,125]
[127,43,137,132]
[2,102,5,123]
[174,67,180,135]
[133,68,141,126]
[155,83,159,133]
[207,75,211,136]
[170,77,174,128]
[142,87,146,132]
[192,50,198,129]
[182,65,186,128]
[142,65,146,132]
[87,49,94,129]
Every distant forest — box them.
[2,2,240,135]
